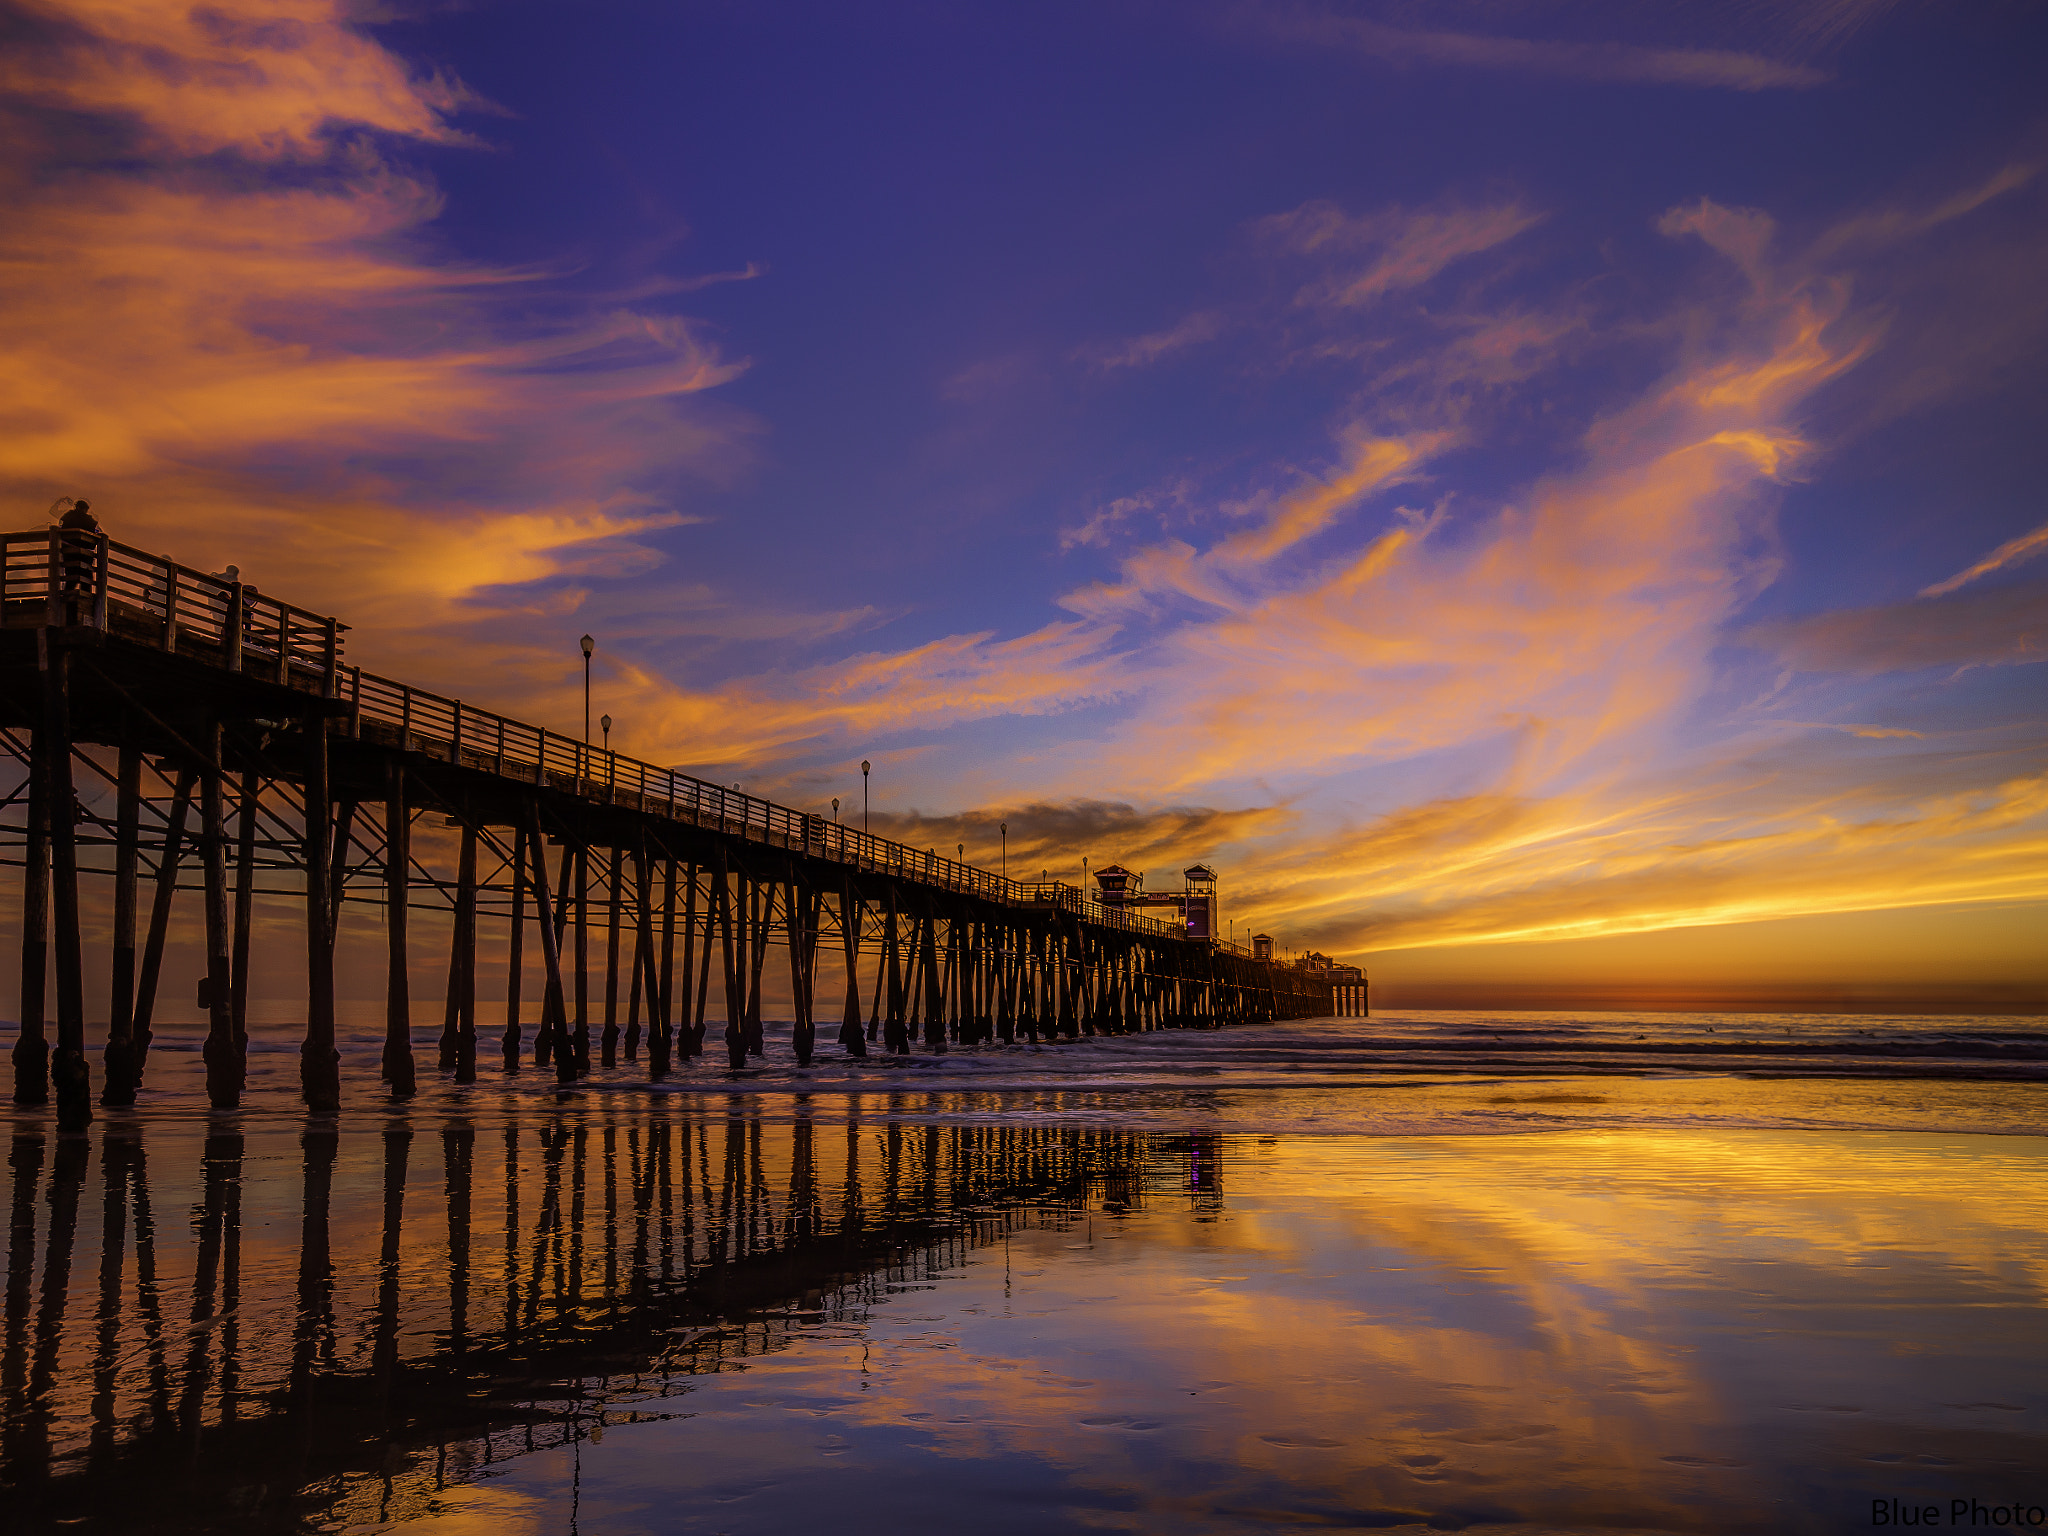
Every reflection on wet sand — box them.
[2,1109,2044,1534]
[3,1111,1148,1531]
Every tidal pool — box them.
[3,1081,2043,1534]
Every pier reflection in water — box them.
[4,1104,2045,1534]
[5,1107,1149,1531]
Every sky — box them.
[2,0,2044,1008]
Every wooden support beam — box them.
[802,883,822,1060]
[537,829,575,1070]
[968,915,982,1040]
[130,767,193,1085]
[745,877,770,1058]
[954,915,971,1046]
[602,843,623,1067]
[653,853,678,1072]
[301,715,340,1111]
[692,862,714,1061]
[996,919,1015,1046]
[1067,925,1083,1036]
[838,881,866,1058]
[733,871,750,1055]
[327,799,356,955]
[524,805,574,1087]
[46,647,90,1131]
[438,866,461,1075]
[453,820,478,1084]
[883,889,907,1055]
[920,906,944,1054]
[866,902,886,1044]
[12,717,49,1105]
[625,842,648,1063]
[101,738,141,1106]
[501,819,525,1070]
[572,843,590,1075]
[942,910,959,1045]
[717,850,743,1071]
[902,912,925,1043]
[200,724,237,1109]
[229,764,257,1066]
[1019,921,1040,1056]
[782,871,803,1063]
[383,763,416,1098]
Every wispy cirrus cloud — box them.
[1920,519,2048,598]
[1752,580,2048,672]
[1248,5,1827,92]
[1259,198,1545,308]
[1078,310,1228,371]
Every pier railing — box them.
[346,667,1187,937]
[2,527,346,691]
[4,527,1192,942]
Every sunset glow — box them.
[3,0,2042,1008]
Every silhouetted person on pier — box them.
[50,498,101,601]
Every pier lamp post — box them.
[861,760,870,835]
[600,713,611,752]
[999,821,1007,881]
[832,797,840,822]
[580,634,594,744]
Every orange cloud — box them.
[0,0,760,706]
[1228,766,2048,958]
[2,0,482,158]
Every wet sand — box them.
[3,1017,2044,1533]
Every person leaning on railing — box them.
[50,497,101,608]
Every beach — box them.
[4,1014,2043,1533]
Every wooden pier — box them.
[0,528,1336,1127]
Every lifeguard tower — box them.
[1182,864,1217,940]
[1091,861,1221,943]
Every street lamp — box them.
[860,760,870,835]
[600,713,611,752]
[579,634,594,745]
[999,821,1007,881]
[832,797,840,822]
